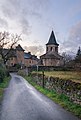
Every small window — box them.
[55,47,58,52]
[50,47,52,51]
[11,57,13,60]
[11,63,13,66]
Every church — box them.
[40,31,63,66]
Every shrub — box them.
[0,68,5,83]
[0,63,9,83]
[14,64,21,69]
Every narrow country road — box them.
[0,73,80,120]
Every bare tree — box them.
[62,52,72,66]
[0,31,21,64]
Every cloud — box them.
[61,21,81,54]
[0,0,30,35]
[0,18,8,28]
[24,45,44,57]
[0,0,49,35]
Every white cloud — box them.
[0,18,8,28]
[61,21,81,55]
[24,45,44,57]
[0,0,31,35]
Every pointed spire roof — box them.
[46,31,59,46]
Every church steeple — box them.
[46,31,59,46]
[46,31,59,53]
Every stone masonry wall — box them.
[31,73,81,105]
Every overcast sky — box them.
[0,0,81,56]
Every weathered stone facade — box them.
[6,44,38,67]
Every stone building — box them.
[24,52,38,67]
[6,44,25,66]
[6,44,38,67]
[40,31,63,66]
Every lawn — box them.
[40,71,81,83]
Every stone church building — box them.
[40,31,63,66]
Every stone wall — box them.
[29,66,74,71]
[31,73,81,105]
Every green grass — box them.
[33,71,81,83]
[0,76,10,100]
[24,75,81,118]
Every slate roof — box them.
[40,51,63,60]
[24,52,38,60]
[24,52,32,59]
[16,44,25,51]
[46,31,59,46]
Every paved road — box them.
[0,73,80,120]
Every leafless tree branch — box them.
[0,31,21,64]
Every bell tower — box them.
[46,30,59,53]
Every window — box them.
[29,60,31,63]
[11,63,13,66]
[50,47,52,51]
[55,47,58,52]
[11,57,13,60]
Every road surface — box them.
[0,73,80,120]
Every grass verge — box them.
[0,76,10,101]
[24,75,81,119]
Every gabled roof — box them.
[46,31,59,46]
[16,44,25,51]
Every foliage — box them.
[0,63,9,83]
[62,52,72,66]
[0,64,6,83]
[75,47,81,63]
[14,64,21,69]
[0,76,10,100]
[18,69,26,77]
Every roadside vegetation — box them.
[0,63,10,101]
[0,77,10,100]
[24,74,81,118]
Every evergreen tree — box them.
[75,47,81,63]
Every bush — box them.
[14,64,21,69]
[0,68,5,83]
[0,63,9,83]
[18,70,25,77]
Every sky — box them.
[0,0,81,57]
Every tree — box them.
[62,52,72,66]
[75,47,81,63]
[0,31,21,64]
